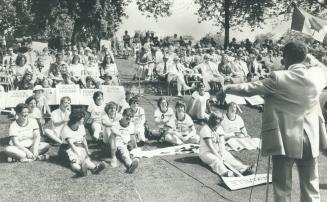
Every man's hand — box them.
[222,85,231,93]
[25,150,34,159]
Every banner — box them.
[43,88,57,105]
[0,92,6,109]
[55,85,81,105]
[244,96,264,106]
[100,40,111,50]
[6,90,33,108]
[291,6,327,43]
[222,174,272,191]
[31,41,48,53]
[100,85,125,105]
[79,89,99,105]
[225,94,246,105]
[226,137,261,152]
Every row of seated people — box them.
[135,44,274,95]
[4,85,254,177]
[0,45,119,91]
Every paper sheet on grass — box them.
[244,96,264,106]
[226,138,261,152]
[225,94,246,105]
[222,173,272,191]
[130,144,199,158]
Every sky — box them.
[117,0,291,41]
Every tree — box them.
[194,0,327,49]
[0,0,17,35]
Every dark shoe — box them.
[137,141,145,147]
[127,159,139,174]
[242,164,255,176]
[91,161,106,174]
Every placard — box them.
[226,137,261,152]
[56,85,80,105]
[244,96,264,106]
[225,94,246,105]
[79,89,99,105]
[6,90,33,108]
[100,85,125,105]
[222,174,272,191]
[100,40,111,50]
[31,41,48,53]
[0,92,6,109]
[43,88,57,105]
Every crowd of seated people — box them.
[2,31,327,179]
[0,43,119,91]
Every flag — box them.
[291,6,327,43]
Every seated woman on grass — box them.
[221,102,249,140]
[44,96,71,145]
[199,112,254,177]
[164,101,199,145]
[5,103,50,162]
[187,83,211,122]
[87,91,106,142]
[59,111,106,177]
[101,102,122,160]
[147,97,174,140]
[129,96,146,145]
[110,108,139,173]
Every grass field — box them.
[0,58,327,202]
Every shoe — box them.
[242,164,255,176]
[177,93,182,97]
[20,158,34,163]
[37,154,50,161]
[127,159,139,174]
[137,141,145,147]
[7,157,16,162]
[91,161,106,174]
[221,171,234,177]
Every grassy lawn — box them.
[0,58,326,202]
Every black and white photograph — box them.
[0,0,327,201]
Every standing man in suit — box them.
[222,41,327,202]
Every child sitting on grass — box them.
[60,111,106,176]
[110,108,139,173]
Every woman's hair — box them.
[129,96,139,106]
[25,96,37,105]
[15,54,27,66]
[227,102,237,112]
[15,103,29,114]
[207,112,224,129]
[92,91,103,102]
[157,97,168,108]
[104,101,118,114]
[67,111,85,127]
[175,100,186,110]
[72,55,81,64]
[60,96,71,105]
[122,108,134,117]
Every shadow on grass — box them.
[0,137,9,146]
[0,151,7,163]
[320,184,327,190]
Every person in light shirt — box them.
[221,102,249,140]
[199,112,254,177]
[5,103,50,162]
[87,91,106,141]
[44,96,71,145]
